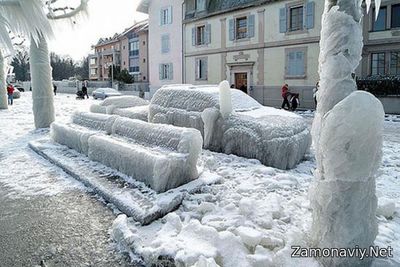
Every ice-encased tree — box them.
[0,50,7,109]
[0,0,88,127]
[310,1,384,266]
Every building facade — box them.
[89,20,149,83]
[183,0,321,109]
[358,0,400,78]
[137,0,184,96]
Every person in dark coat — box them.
[53,83,57,95]
[281,83,290,110]
[81,84,89,99]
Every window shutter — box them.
[192,27,196,46]
[305,1,315,29]
[195,59,199,79]
[205,24,211,44]
[248,14,255,38]
[161,35,169,53]
[203,58,208,79]
[160,9,163,25]
[229,19,235,41]
[279,8,287,33]
[159,64,163,80]
[168,6,173,24]
[168,63,173,80]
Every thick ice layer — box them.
[88,133,201,193]
[0,50,7,109]
[30,35,55,129]
[101,95,149,108]
[108,106,149,121]
[311,91,384,267]
[150,86,310,169]
[72,111,118,134]
[50,122,97,155]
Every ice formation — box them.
[150,86,310,169]
[219,80,232,119]
[111,106,149,121]
[51,112,203,193]
[310,2,384,266]
[0,50,7,109]
[30,35,55,128]
[90,95,149,115]
[88,117,203,192]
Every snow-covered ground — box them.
[1,93,399,266]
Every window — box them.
[289,6,303,32]
[90,58,96,65]
[90,68,97,75]
[195,0,206,12]
[390,52,400,75]
[195,58,208,80]
[371,53,386,75]
[129,58,139,73]
[129,41,139,56]
[286,49,306,77]
[229,15,255,41]
[143,58,146,63]
[373,7,386,31]
[160,7,172,25]
[159,63,173,80]
[392,4,400,28]
[236,17,248,39]
[161,34,170,53]
[196,25,205,45]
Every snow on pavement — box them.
[0,93,93,198]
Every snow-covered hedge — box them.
[150,86,310,169]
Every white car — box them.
[92,88,122,100]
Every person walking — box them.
[281,83,290,110]
[313,82,319,108]
[81,84,89,99]
[7,84,14,105]
[53,83,57,96]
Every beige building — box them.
[183,0,321,108]
[89,20,149,83]
[358,0,400,78]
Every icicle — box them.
[29,34,55,128]
[219,80,232,119]
[0,50,7,109]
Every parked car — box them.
[11,84,24,92]
[92,88,122,100]
[149,85,311,169]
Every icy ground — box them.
[0,93,399,266]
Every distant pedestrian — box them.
[313,82,319,108]
[81,84,89,99]
[281,83,290,110]
[7,84,14,105]
[53,83,57,96]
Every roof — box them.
[137,0,150,13]
[94,19,149,47]
[185,0,275,21]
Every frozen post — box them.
[30,35,55,128]
[219,80,232,119]
[0,50,7,109]
[310,1,384,266]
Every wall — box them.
[148,0,184,96]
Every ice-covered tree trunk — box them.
[310,1,384,266]
[0,50,7,109]
[29,34,55,128]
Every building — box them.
[182,0,322,109]
[358,0,400,78]
[137,0,184,96]
[89,20,149,83]
[120,20,149,82]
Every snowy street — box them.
[0,93,399,266]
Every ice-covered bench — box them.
[50,112,203,192]
[90,96,149,121]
